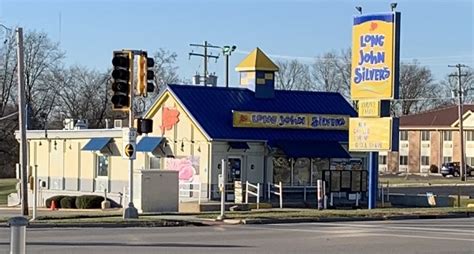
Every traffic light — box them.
[137,52,155,97]
[135,118,153,135]
[111,51,132,110]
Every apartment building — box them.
[379,105,474,174]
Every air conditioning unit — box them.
[114,119,123,128]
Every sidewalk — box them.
[0,207,472,228]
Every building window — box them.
[399,156,408,166]
[96,155,109,177]
[149,156,161,169]
[466,131,474,141]
[400,131,408,141]
[468,157,474,167]
[379,155,387,165]
[421,156,430,166]
[443,131,452,141]
[421,131,430,141]
[443,156,452,163]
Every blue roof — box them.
[136,137,164,152]
[82,138,112,151]
[168,84,357,142]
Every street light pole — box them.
[16,27,29,215]
[222,45,236,88]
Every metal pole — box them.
[203,41,207,86]
[124,51,138,219]
[217,159,226,220]
[225,54,229,88]
[31,165,37,221]
[368,152,378,209]
[8,216,28,254]
[279,181,283,209]
[16,27,29,216]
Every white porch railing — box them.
[245,181,260,209]
[179,183,202,204]
[267,181,283,208]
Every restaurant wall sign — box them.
[232,111,349,130]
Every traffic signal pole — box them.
[123,51,138,219]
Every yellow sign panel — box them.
[233,111,349,130]
[349,118,393,151]
[351,13,400,100]
[358,100,381,117]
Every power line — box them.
[188,41,219,86]
[0,111,18,121]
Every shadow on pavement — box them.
[0,242,251,248]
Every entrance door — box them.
[227,157,242,183]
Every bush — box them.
[59,196,77,209]
[45,195,67,208]
[75,195,104,209]
[430,165,439,174]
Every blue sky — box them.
[0,0,473,86]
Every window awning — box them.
[270,140,350,158]
[82,138,112,151]
[228,141,250,150]
[136,137,164,152]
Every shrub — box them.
[45,195,67,208]
[430,165,439,174]
[60,196,77,209]
[75,195,104,209]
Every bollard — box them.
[317,180,323,210]
[8,216,28,254]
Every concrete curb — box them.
[0,219,212,228]
[389,183,474,187]
[237,212,472,225]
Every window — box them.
[421,131,430,141]
[443,131,452,141]
[467,157,474,167]
[466,131,474,141]
[96,155,109,177]
[149,156,161,169]
[400,131,408,141]
[379,155,387,165]
[443,156,452,163]
[421,156,430,166]
[399,156,408,166]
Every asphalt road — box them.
[0,218,472,254]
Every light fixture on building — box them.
[181,141,184,152]
[390,2,397,11]
[39,141,42,146]
[197,145,201,152]
[355,6,362,14]
[53,140,57,150]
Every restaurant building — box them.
[14,48,369,209]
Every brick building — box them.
[379,105,474,174]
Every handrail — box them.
[179,182,202,204]
[268,182,283,208]
[245,181,260,209]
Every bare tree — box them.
[275,59,312,91]
[22,30,65,129]
[151,48,180,93]
[394,61,442,116]
[50,65,112,128]
[441,67,474,104]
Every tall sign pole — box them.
[349,10,401,209]
[16,27,29,216]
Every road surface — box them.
[0,218,472,254]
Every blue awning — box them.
[82,138,112,151]
[270,140,350,158]
[228,141,250,150]
[136,137,164,152]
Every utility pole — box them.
[449,64,469,182]
[16,27,29,215]
[189,41,219,86]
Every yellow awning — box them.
[235,48,279,72]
